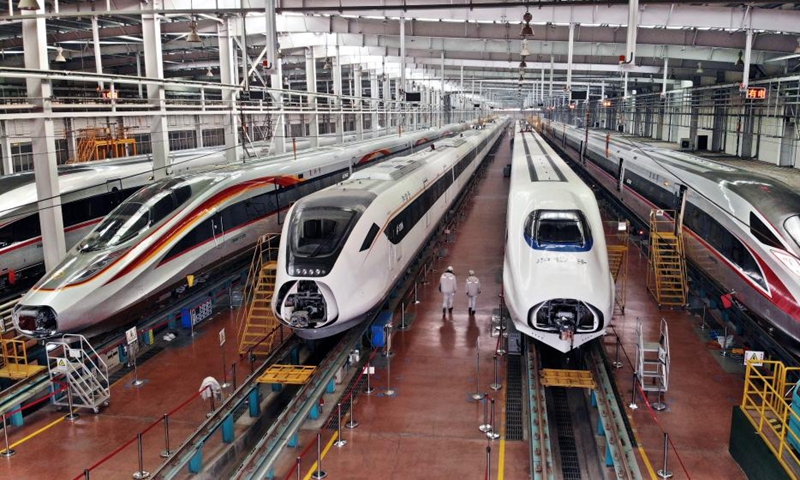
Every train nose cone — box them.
[12,305,58,338]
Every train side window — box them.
[150,194,177,226]
[749,212,783,249]
[359,223,380,252]
[0,223,12,247]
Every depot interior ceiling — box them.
[0,1,799,105]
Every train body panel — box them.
[504,124,612,353]
[12,125,467,338]
[0,132,392,291]
[544,121,800,344]
[273,120,508,339]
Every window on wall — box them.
[168,130,197,151]
[202,128,225,147]
[11,143,33,172]
[133,134,152,155]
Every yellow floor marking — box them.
[303,431,338,480]
[3,415,65,451]
[626,413,658,479]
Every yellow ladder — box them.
[646,210,688,307]
[236,234,285,356]
[605,220,630,314]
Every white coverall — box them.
[466,275,481,313]
[439,272,457,312]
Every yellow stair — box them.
[646,210,688,307]
[236,234,286,356]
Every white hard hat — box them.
[469,270,475,276]
[446,266,453,272]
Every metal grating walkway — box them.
[552,386,582,480]
[505,353,524,441]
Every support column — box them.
[195,115,204,148]
[566,23,575,98]
[22,7,66,269]
[370,70,379,134]
[0,121,12,175]
[394,77,401,131]
[439,51,445,128]
[143,0,171,175]
[92,16,104,90]
[354,66,364,140]
[548,56,554,105]
[265,0,285,154]
[741,28,753,92]
[305,48,319,148]
[382,72,390,134]
[218,17,242,163]
[332,43,344,143]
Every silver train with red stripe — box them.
[12,126,464,338]
[272,119,507,339]
[0,134,373,293]
[504,123,613,353]
[543,120,800,346]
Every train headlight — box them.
[315,269,321,275]
[772,249,800,277]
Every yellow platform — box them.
[0,364,45,380]
[257,364,316,385]
[540,368,596,388]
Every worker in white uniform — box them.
[439,266,457,315]
[465,270,481,315]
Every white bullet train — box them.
[0,133,373,293]
[12,125,464,338]
[543,120,800,346]
[272,119,508,339]
[503,122,613,353]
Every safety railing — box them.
[741,359,800,479]
[70,385,213,480]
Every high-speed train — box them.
[272,119,507,339]
[504,122,613,353]
[543,120,800,346]
[12,125,464,338]
[0,133,374,292]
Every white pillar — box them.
[142,0,171,175]
[333,43,344,142]
[265,0,285,154]
[370,70,379,134]
[742,28,753,91]
[354,66,364,140]
[305,47,319,148]
[0,121,13,175]
[217,16,242,163]
[92,16,104,90]
[566,23,575,98]
[23,7,66,269]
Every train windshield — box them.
[785,215,800,252]
[525,209,593,252]
[290,207,357,258]
[78,179,192,252]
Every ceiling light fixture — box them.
[795,38,800,54]
[520,39,530,57]
[519,57,527,69]
[735,51,744,66]
[17,0,40,11]
[206,66,213,77]
[186,19,202,43]
[520,8,534,38]
[696,62,704,74]
[54,46,66,63]
[323,57,332,71]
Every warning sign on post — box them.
[744,350,764,367]
[55,358,68,372]
[125,327,138,346]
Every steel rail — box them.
[526,340,555,480]
[588,343,642,480]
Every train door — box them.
[211,210,225,247]
[675,184,688,236]
[616,159,625,192]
